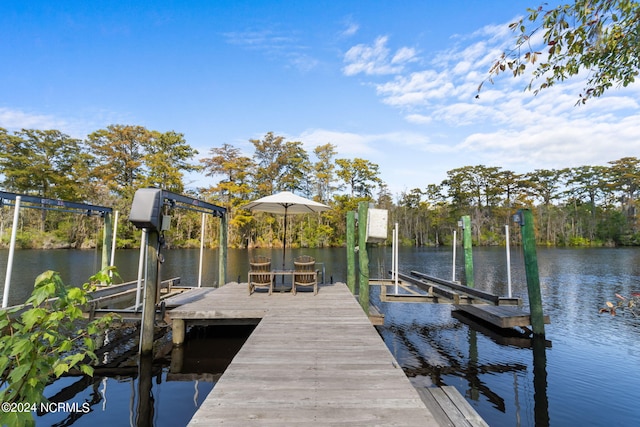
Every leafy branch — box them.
[0,268,120,427]
[479,1,640,104]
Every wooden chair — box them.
[292,255,318,295]
[248,256,274,295]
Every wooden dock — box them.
[167,282,442,426]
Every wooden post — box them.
[346,211,356,294]
[101,211,112,271]
[519,209,546,336]
[172,318,185,346]
[139,230,159,356]
[358,202,369,313]
[461,215,474,288]
[219,212,228,287]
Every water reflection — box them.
[532,336,549,427]
[5,246,640,426]
[135,354,155,427]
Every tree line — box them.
[1,126,639,249]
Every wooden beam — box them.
[455,304,550,329]
[409,271,500,304]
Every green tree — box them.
[142,130,199,193]
[0,129,87,200]
[606,157,640,229]
[200,143,255,247]
[335,158,382,198]
[250,132,311,195]
[86,125,152,198]
[483,0,640,103]
[313,143,338,203]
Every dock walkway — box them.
[167,282,440,426]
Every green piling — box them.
[358,202,369,313]
[518,209,546,336]
[346,211,356,294]
[461,215,474,288]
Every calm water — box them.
[1,246,640,426]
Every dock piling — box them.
[139,230,160,355]
[358,202,369,313]
[346,211,356,294]
[461,215,474,288]
[516,209,546,336]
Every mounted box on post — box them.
[366,208,388,243]
[129,188,163,230]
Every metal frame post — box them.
[218,212,227,287]
[2,196,21,308]
[198,213,205,288]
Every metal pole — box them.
[394,223,399,295]
[452,230,457,282]
[198,213,205,288]
[505,224,512,298]
[101,211,112,272]
[218,213,227,287]
[135,229,147,310]
[2,196,21,308]
[110,210,119,268]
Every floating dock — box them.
[166,282,444,426]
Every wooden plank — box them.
[409,271,500,304]
[415,388,455,427]
[427,283,460,304]
[428,388,472,427]
[455,304,551,328]
[441,386,489,427]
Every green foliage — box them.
[1,123,639,249]
[0,268,119,427]
[482,0,640,103]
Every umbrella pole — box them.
[282,207,288,282]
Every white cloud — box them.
[340,22,359,38]
[223,29,318,72]
[0,108,65,131]
[338,16,640,192]
[297,128,379,156]
[342,36,417,76]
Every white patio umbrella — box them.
[243,191,330,270]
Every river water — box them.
[1,246,639,426]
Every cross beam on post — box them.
[0,191,113,308]
[129,188,227,355]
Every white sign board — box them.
[367,209,388,243]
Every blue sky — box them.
[2,1,639,197]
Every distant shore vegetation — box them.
[1,126,639,249]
